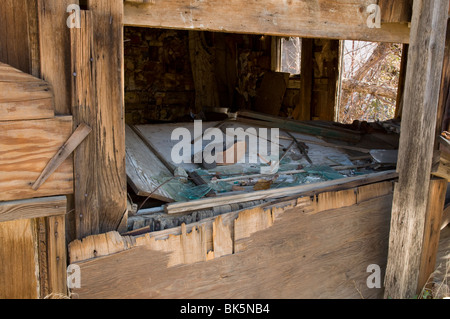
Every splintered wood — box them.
[70,184,395,299]
[69,181,394,269]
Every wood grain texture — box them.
[0,196,67,223]
[86,0,127,234]
[0,116,74,201]
[0,63,54,121]
[46,215,68,297]
[70,10,100,239]
[417,178,447,293]
[71,194,394,299]
[0,0,34,74]
[0,219,39,299]
[384,0,449,299]
[123,0,411,43]
[38,0,77,115]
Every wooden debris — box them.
[165,170,398,214]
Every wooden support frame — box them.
[384,0,449,299]
[123,0,411,44]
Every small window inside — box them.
[280,37,302,75]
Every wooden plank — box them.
[384,0,449,300]
[0,196,67,223]
[38,0,76,115]
[356,181,393,203]
[33,124,91,191]
[0,116,74,202]
[234,207,273,253]
[212,215,233,258]
[0,0,32,74]
[0,62,55,121]
[46,215,68,297]
[125,125,177,202]
[86,0,128,234]
[123,0,411,44]
[0,219,39,299]
[417,178,447,294]
[165,170,398,214]
[71,194,394,299]
[237,110,362,143]
[314,189,357,214]
[70,10,100,239]
[379,0,413,23]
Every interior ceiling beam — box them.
[123,0,411,44]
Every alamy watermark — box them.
[67,4,81,29]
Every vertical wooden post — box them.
[384,0,449,299]
[70,10,100,239]
[85,0,127,235]
[46,215,67,297]
[293,38,313,121]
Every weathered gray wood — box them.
[125,125,177,202]
[384,0,449,299]
[123,0,411,43]
[71,194,394,299]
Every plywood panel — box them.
[0,116,74,201]
[72,194,393,299]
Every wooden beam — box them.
[384,0,449,300]
[417,178,447,294]
[123,0,411,44]
[86,0,127,234]
[0,196,67,223]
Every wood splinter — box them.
[32,123,92,191]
